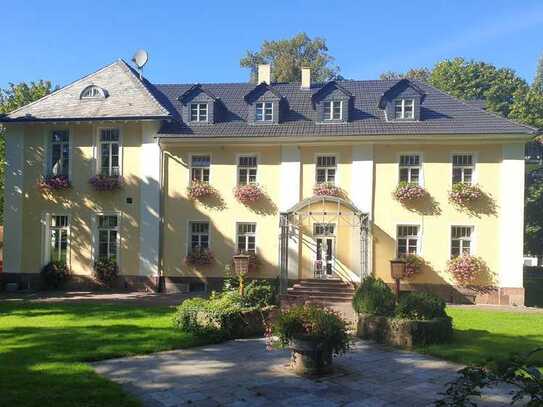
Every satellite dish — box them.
[132,49,148,69]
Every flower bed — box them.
[404,254,425,278]
[89,175,123,191]
[233,183,264,204]
[185,248,214,266]
[393,181,426,204]
[93,257,119,287]
[448,183,483,206]
[38,175,71,191]
[187,180,214,200]
[448,254,486,287]
[313,182,343,197]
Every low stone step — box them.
[289,285,354,292]
[287,290,353,298]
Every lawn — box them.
[420,307,543,367]
[0,301,210,407]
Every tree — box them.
[429,58,528,118]
[240,33,339,83]
[525,173,543,256]
[509,87,543,130]
[379,68,431,82]
[0,80,54,223]
[533,53,543,93]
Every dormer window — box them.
[394,98,415,119]
[256,102,273,122]
[324,101,342,121]
[190,103,208,122]
[80,85,105,99]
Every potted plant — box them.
[185,247,214,266]
[393,181,426,204]
[448,183,483,206]
[89,175,124,191]
[38,174,71,191]
[269,304,350,376]
[404,254,425,278]
[313,182,343,197]
[233,183,264,204]
[187,180,214,200]
[447,254,486,287]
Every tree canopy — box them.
[240,33,339,83]
[379,68,432,82]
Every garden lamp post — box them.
[390,258,407,302]
[233,254,251,296]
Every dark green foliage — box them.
[396,291,447,320]
[352,276,396,316]
[273,305,350,356]
[93,258,119,286]
[243,280,277,307]
[437,348,543,406]
[40,261,71,289]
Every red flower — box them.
[233,183,264,204]
[187,180,214,199]
[448,254,485,286]
[449,183,483,206]
[313,183,343,197]
[393,182,426,203]
[38,175,71,191]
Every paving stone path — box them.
[94,338,515,406]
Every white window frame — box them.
[396,224,421,257]
[394,98,415,119]
[236,154,259,185]
[43,213,71,266]
[47,129,71,178]
[315,154,338,184]
[93,212,121,264]
[80,85,105,99]
[189,153,211,183]
[236,222,257,254]
[323,100,343,121]
[450,225,475,259]
[96,127,123,177]
[255,102,273,122]
[190,103,209,123]
[187,220,211,255]
[397,152,423,186]
[450,152,477,186]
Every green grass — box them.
[0,302,210,407]
[419,307,543,367]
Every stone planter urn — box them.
[289,337,333,376]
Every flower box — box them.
[187,180,214,200]
[448,183,483,206]
[233,183,264,204]
[448,254,486,287]
[89,175,123,191]
[404,254,425,278]
[38,175,71,191]
[185,248,214,266]
[393,182,426,204]
[313,182,343,197]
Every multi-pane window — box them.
[451,226,473,258]
[191,155,210,182]
[452,154,474,184]
[256,102,273,122]
[237,155,257,185]
[97,215,118,260]
[394,98,415,119]
[314,223,335,236]
[81,86,102,98]
[189,222,209,252]
[99,128,120,176]
[50,130,70,176]
[49,215,69,263]
[399,154,421,184]
[323,101,342,120]
[190,103,208,122]
[237,223,256,253]
[316,156,337,184]
[397,225,420,256]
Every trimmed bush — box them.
[94,257,119,286]
[352,276,396,316]
[40,261,71,289]
[243,280,277,307]
[396,292,447,320]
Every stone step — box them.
[287,290,353,298]
[289,285,354,293]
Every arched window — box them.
[80,85,106,99]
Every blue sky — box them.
[2,0,543,89]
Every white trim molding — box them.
[4,125,24,274]
[139,121,162,276]
[499,143,525,288]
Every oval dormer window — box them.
[80,85,106,99]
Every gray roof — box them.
[154,79,537,137]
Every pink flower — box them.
[184,248,214,266]
[233,183,264,204]
[448,254,485,286]
[449,183,483,206]
[89,175,124,191]
[393,182,426,203]
[313,183,344,197]
[403,254,425,278]
[38,175,71,191]
[187,181,214,200]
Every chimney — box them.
[258,64,271,85]
[301,67,311,89]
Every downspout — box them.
[157,138,165,292]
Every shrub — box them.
[396,292,447,320]
[352,276,396,316]
[393,181,426,204]
[243,280,277,307]
[89,175,123,191]
[313,182,343,197]
[448,182,483,206]
[187,180,214,200]
[94,257,119,286]
[448,254,486,286]
[404,254,425,278]
[272,305,350,356]
[40,261,71,289]
[185,248,214,266]
[233,183,264,204]
[38,175,71,191]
